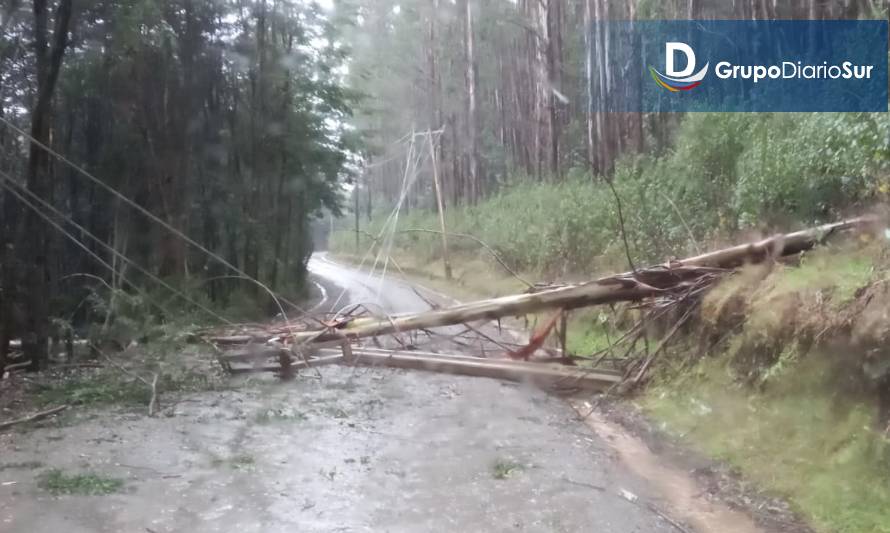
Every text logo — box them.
[649,42,709,92]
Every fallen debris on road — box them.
[201,216,879,390]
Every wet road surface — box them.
[308,252,439,316]
[307,252,523,355]
[0,253,678,532]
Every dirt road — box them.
[0,254,678,532]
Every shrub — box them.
[332,112,890,276]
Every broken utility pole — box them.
[289,216,878,346]
[205,216,879,390]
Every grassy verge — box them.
[1,330,229,428]
[30,355,225,410]
[346,240,890,533]
[640,244,890,533]
[643,354,890,533]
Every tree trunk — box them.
[289,217,874,345]
[461,0,479,203]
[21,0,73,371]
[584,0,595,171]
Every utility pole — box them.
[354,177,360,253]
[427,130,452,280]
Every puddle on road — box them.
[570,400,763,533]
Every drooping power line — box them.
[0,115,314,320]
[0,170,235,325]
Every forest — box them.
[337,0,890,274]
[0,0,355,372]
[325,6,890,530]
[1,0,888,382]
[1,1,890,532]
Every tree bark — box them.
[289,217,875,345]
[22,0,73,371]
[461,0,479,203]
[584,0,595,171]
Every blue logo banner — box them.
[588,20,888,112]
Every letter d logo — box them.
[649,42,709,92]
[666,42,696,77]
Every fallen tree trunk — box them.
[301,279,658,343]
[290,216,877,345]
[647,216,876,270]
[317,346,620,374]
[323,347,620,392]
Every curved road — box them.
[309,252,440,316]
[1,254,677,533]
[306,253,678,532]
[309,252,517,354]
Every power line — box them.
[329,129,434,313]
[0,170,235,325]
[0,178,179,320]
[0,115,313,319]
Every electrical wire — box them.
[0,115,313,318]
[0,178,179,319]
[0,170,235,325]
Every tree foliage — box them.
[0,0,355,368]
[334,112,890,275]
[342,0,885,214]
[335,0,888,276]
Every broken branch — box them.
[0,405,69,431]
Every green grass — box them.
[492,458,523,480]
[642,355,890,533]
[766,248,873,305]
[565,310,624,359]
[33,373,149,408]
[38,469,124,496]
[32,365,225,410]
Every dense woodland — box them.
[1,0,888,373]
[339,0,890,274]
[347,0,886,209]
[0,0,355,371]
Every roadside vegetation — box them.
[2,0,888,529]
[1,0,353,375]
[333,112,889,275]
[644,244,890,533]
[338,231,890,533]
[331,111,890,533]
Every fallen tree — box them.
[288,216,878,346]
[321,346,620,392]
[204,216,880,391]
